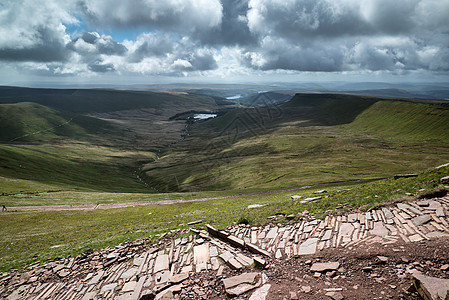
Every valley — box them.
[0,86,448,280]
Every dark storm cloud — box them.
[246,0,432,40]
[78,0,223,33]
[247,0,368,39]
[193,0,257,46]
[0,26,69,62]
[80,32,98,44]
[128,33,173,62]
[88,60,115,72]
[170,49,218,72]
[242,37,347,71]
[188,52,218,71]
[243,0,449,72]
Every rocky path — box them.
[2,196,449,299]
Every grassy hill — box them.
[0,101,158,193]
[346,100,449,141]
[0,87,234,193]
[142,94,449,192]
[0,102,115,142]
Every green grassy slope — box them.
[0,100,157,193]
[346,100,449,140]
[0,102,114,142]
[143,94,449,192]
[0,143,156,193]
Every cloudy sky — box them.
[1,0,448,86]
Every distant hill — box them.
[0,86,224,114]
[0,86,233,149]
[234,91,293,107]
[0,86,230,192]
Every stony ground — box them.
[1,195,449,300]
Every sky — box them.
[0,0,449,87]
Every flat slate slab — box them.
[382,208,394,219]
[310,262,340,272]
[321,230,332,241]
[417,200,442,210]
[426,231,449,238]
[298,238,318,256]
[413,272,449,300]
[348,213,358,223]
[223,273,260,289]
[370,222,389,237]
[265,227,278,239]
[223,273,262,296]
[193,243,210,266]
[339,223,354,238]
[121,268,138,280]
[87,270,104,285]
[219,251,234,262]
[249,284,271,300]
[412,215,432,226]
[409,234,424,242]
[153,254,169,273]
[122,281,137,292]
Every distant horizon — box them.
[2,79,449,90]
[2,80,449,102]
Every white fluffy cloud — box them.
[0,0,448,81]
[0,0,76,62]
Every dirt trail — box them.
[7,188,308,211]
[6,178,382,212]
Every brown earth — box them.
[182,237,449,299]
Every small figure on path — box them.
[2,205,6,211]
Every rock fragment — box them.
[222,273,263,296]
[310,262,340,273]
[412,272,449,300]
[412,215,432,226]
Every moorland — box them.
[0,85,448,272]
